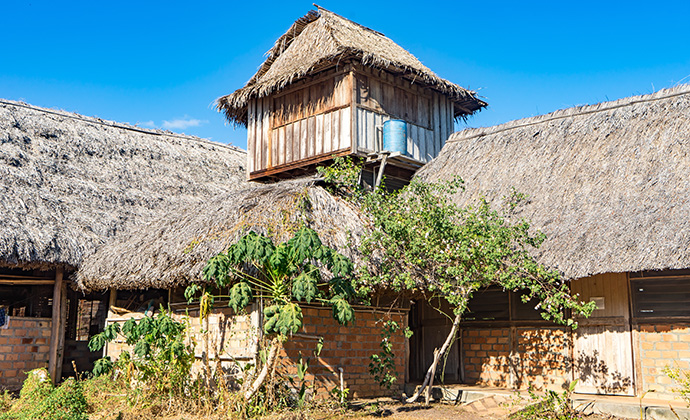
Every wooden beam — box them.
[248,148,351,180]
[48,267,66,385]
[0,279,54,285]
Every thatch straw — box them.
[217,6,486,126]
[0,99,246,271]
[76,178,370,291]
[418,85,690,280]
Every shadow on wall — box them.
[511,328,573,391]
[574,350,632,394]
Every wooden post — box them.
[48,267,66,385]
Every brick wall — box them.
[104,306,258,381]
[638,323,690,399]
[104,305,407,399]
[0,317,52,390]
[281,307,408,399]
[462,326,570,391]
[462,327,511,387]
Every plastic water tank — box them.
[382,119,407,155]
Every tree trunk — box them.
[425,348,439,405]
[406,312,462,403]
[244,336,282,401]
[204,314,212,389]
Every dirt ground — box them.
[320,400,627,420]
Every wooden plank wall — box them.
[354,71,453,163]
[247,71,353,175]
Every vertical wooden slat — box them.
[278,126,285,166]
[365,109,374,151]
[324,111,332,154]
[341,106,351,149]
[384,82,394,118]
[308,116,316,157]
[407,124,423,160]
[424,129,438,157]
[376,112,384,152]
[254,99,260,171]
[316,113,324,156]
[293,121,300,163]
[350,72,357,155]
[254,99,262,173]
[435,99,444,162]
[48,267,66,385]
[432,93,441,160]
[358,108,365,151]
[369,78,378,110]
[332,110,341,151]
[300,118,308,160]
[284,122,292,165]
[247,100,256,174]
[262,97,270,171]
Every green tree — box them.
[88,310,194,399]
[185,226,356,402]
[322,159,595,403]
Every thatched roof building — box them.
[417,85,690,280]
[77,178,369,291]
[217,5,486,126]
[0,99,246,271]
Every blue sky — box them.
[3,1,689,150]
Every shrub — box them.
[1,370,88,420]
[665,366,690,405]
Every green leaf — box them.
[292,271,319,303]
[329,276,355,299]
[184,283,202,303]
[229,281,253,312]
[133,339,150,358]
[92,357,113,377]
[329,252,354,277]
[288,227,323,264]
[264,303,303,336]
[203,253,230,286]
[331,297,355,326]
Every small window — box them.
[631,276,690,318]
[464,287,509,321]
[511,290,545,321]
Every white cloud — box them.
[137,120,156,128]
[162,116,208,130]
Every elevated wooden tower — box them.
[218,6,486,185]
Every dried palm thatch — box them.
[418,85,690,280]
[217,5,486,126]
[76,178,370,291]
[0,99,246,271]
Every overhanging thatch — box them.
[417,85,690,280]
[0,99,246,271]
[76,178,370,291]
[217,5,486,126]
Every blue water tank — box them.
[382,119,407,155]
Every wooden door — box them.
[409,299,460,383]
[571,273,635,396]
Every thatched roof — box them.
[417,85,690,280]
[76,178,370,291]
[217,6,486,126]
[0,99,246,271]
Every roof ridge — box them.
[449,84,690,143]
[0,98,246,154]
[314,5,386,37]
